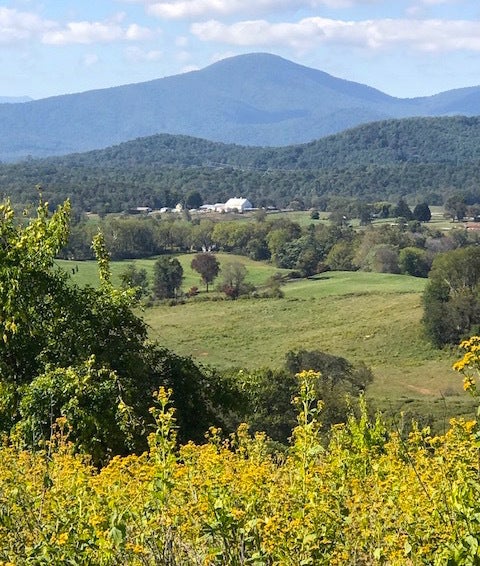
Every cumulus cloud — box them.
[0,7,55,42]
[0,7,154,46]
[139,0,370,20]
[191,17,480,52]
[42,20,153,45]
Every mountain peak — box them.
[0,53,479,160]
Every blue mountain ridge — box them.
[0,52,478,160]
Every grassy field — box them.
[140,270,474,429]
[56,253,291,290]
[57,256,475,429]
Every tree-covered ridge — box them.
[17,115,480,169]
[3,116,480,212]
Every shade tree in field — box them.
[218,261,253,299]
[393,198,414,221]
[356,202,373,225]
[444,193,467,222]
[191,252,220,292]
[119,263,149,298]
[413,202,432,222]
[153,256,183,299]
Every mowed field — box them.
[58,255,475,428]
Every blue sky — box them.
[2,0,480,99]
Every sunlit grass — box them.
[57,256,473,426]
[56,253,290,291]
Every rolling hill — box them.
[2,52,480,160]
[2,115,480,211]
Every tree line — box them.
[61,199,474,282]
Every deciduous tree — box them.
[0,199,234,463]
[119,263,149,298]
[153,256,183,299]
[423,246,480,346]
[219,261,252,299]
[191,253,220,292]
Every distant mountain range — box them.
[2,53,480,161]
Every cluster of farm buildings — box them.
[131,197,254,215]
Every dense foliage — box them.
[4,117,480,212]
[4,196,480,561]
[229,350,373,444]
[0,199,237,464]
[0,366,479,564]
[423,246,480,347]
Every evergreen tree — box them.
[393,198,413,221]
[413,202,432,222]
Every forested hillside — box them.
[2,116,480,212]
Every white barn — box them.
[224,198,253,212]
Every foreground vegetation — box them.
[1,370,480,565]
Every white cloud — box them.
[125,46,163,62]
[125,23,154,40]
[191,17,480,52]
[0,7,154,46]
[42,20,153,45]
[139,0,371,20]
[180,63,200,72]
[0,7,55,42]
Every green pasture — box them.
[140,270,473,427]
[56,253,291,291]
[142,273,438,375]
[57,256,475,428]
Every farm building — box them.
[224,198,253,212]
[200,197,253,213]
